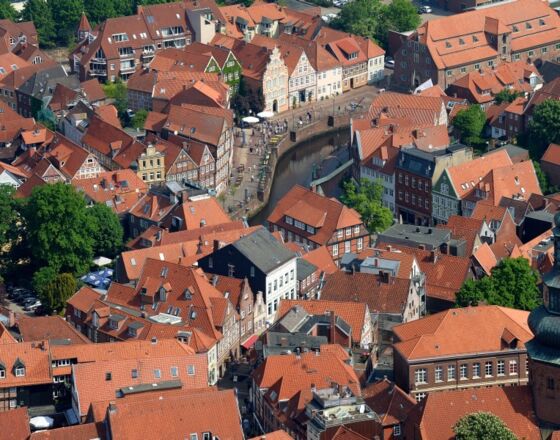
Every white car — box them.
[384,57,395,69]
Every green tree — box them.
[0,185,21,251]
[87,203,123,258]
[495,88,521,104]
[24,183,95,275]
[85,0,116,25]
[103,80,128,120]
[131,109,148,129]
[455,257,539,310]
[456,277,491,307]
[454,412,516,440]
[453,104,487,146]
[331,0,385,43]
[341,179,393,233]
[34,269,77,314]
[528,99,560,159]
[48,0,84,46]
[384,0,420,33]
[0,0,18,20]
[533,160,549,194]
[22,0,56,48]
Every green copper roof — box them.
[528,305,560,350]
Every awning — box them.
[241,334,259,350]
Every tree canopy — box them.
[0,0,18,21]
[494,88,521,105]
[331,0,420,45]
[341,179,393,233]
[33,268,77,314]
[22,0,57,48]
[453,412,516,440]
[528,99,560,159]
[456,257,540,310]
[453,105,487,146]
[88,202,124,258]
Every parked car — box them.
[17,294,36,305]
[24,300,41,311]
[385,57,395,69]
[418,5,432,13]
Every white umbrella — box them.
[257,111,274,119]
[93,256,112,267]
[30,416,54,429]
[242,116,259,124]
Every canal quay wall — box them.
[247,114,352,221]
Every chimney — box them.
[379,271,390,284]
[329,310,336,343]
[311,383,317,392]
[430,250,438,263]
[385,245,392,252]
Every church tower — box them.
[527,212,560,429]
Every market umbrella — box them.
[30,416,54,429]
[93,256,112,266]
[257,111,274,118]
[242,116,259,124]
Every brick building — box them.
[267,185,370,262]
[393,0,560,91]
[393,305,533,401]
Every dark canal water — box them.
[249,127,351,226]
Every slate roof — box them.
[232,228,296,274]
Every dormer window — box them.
[539,19,545,26]
[109,318,118,330]
[513,25,519,33]
[0,362,5,379]
[445,41,452,48]
[14,359,25,377]
[184,288,192,300]
[459,38,465,45]
[285,216,293,225]
[473,35,479,42]
[159,286,167,302]
[525,22,532,29]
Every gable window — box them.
[14,359,25,377]
[393,424,401,436]
[187,365,195,375]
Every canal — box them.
[249,127,351,226]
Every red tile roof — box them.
[393,305,532,360]
[472,242,498,276]
[0,407,30,440]
[541,143,560,166]
[277,299,368,344]
[30,422,105,440]
[0,340,52,387]
[321,271,411,315]
[267,185,364,246]
[107,388,242,439]
[17,316,91,345]
[250,431,294,440]
[407,386,544,440]
[362,378,416,427]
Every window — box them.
[414,368,427,384]
[15,367,25,377]
[435,366,443,382]
[509,360,518,375]
[187,365,195,375]
[547,377,555,390]
[415,393,426,402]
[332,244,338,257]
[290,269,294,280]
[154,369,161,379]
[485,361,493,377]
[460,364,468,379]
[250,266,255,277]
[337,230,343,239]
[393,424,401,436]
[447,70,453,76]
[473,363,480,378]
[0,370,5,379]
[131,369,138,378]
[357,237,363,251]
[345,228,351,237]
[354,225,360,235]
[344,241,351,254]
[448,365,456,381]
[497,360,505,376]
[171,366,179,377]
[542,47,548,54]
[526,22,532,29]
[191,434,198,440]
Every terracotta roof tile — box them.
[0,340,51,387]
[393,305,532,360]
[277,299,368,344]
[362,378,416,427]
[250,430,294,440]
[541,143,560,166]
[267,185,364,246]
[0,407,30,440]
[30,422,105,440]
[408,385,543,440]
[321,271,411,314]
[107,389,242,439]
[472,242,497,276]
[18,315,91,345]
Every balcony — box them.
[120,63,136,72]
